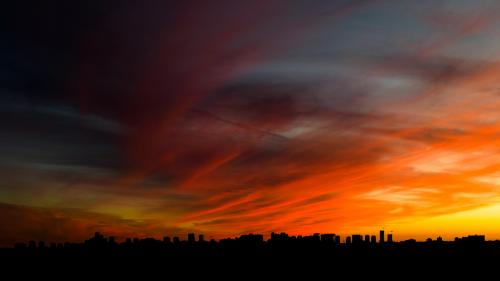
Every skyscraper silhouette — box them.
[352,235,363,245]
[321,233,335,243]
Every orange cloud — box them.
[5,1,500,244]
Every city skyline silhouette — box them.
[6,230,491,248]
[4,2,500,270]
[3,229,498,276]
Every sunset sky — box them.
[3,0,500,245]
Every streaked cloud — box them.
[3,0,500,244]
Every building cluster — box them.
[266,229,393,246]
[11,230,491,251]
[12,229,398,249]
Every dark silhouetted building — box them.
[239,234,264,243]
[321,233,335,243]
[271,232,291,242]
[352,235,363,245]
[335,235,341,244]
[163,236,171,243]
[199,234,205,242]
[188,233,195,243]
[313,233,320,242]
[387,233,393,243]
[365,235,370,243]
[380,230,385,244]
[94,232,105,241]
[458,235,486,246]
[173,237,180,244]
[346,236,352,244]
[464,235,485,242]
[371,235,377,244]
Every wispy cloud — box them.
[3,0,500,242]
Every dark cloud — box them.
[403,127,467,144]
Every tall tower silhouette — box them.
[380,229,385,244]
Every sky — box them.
[3,0,500,245]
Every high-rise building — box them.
[346,236,352,244]
[387,233,393,243]
[163,236,171,243]
[188,233,196,243]
[352,234,363,245]
[313,233,320,242]
[365,235,370,243]
[271,232,277,241]
[239,234,264,242]
[371,235,377,244]
[199,234,205,242]
[321,233,335,243]
[380,230,385,244]
[335,235,341,245]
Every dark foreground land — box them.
[1,232,499,278]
